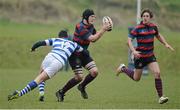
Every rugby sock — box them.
[19,80,38,96]
[80,74,96,88]
[38,82,45,96]
[122,68,134,80]
[61,78,81,94]
[155,78,163,97]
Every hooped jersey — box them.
[129,21,159,58]
[73,21,96,49]
[45,38,83,65]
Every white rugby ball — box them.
[102,16,113,31]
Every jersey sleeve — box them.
[154,25,159,36]
[45,38,55,46]
[129,28,138,39]
[128,32,134,39]
[74,43,83,52]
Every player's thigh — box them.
[39,67,44,75]
[148,62,160,78]
[69,53,83,73]
[41,53,53,68]
[42,54,63,78]
[81,50,96,71]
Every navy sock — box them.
[80,74,96,88]
[61,78,81,94]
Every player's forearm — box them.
[31,41,46,51]
[127,38,136,52]
[89,28,106,42]
[156,34,168,45]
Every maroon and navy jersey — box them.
[73,21,96,49]
[129,22,159,58]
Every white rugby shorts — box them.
[41,53,63,78]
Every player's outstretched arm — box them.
[88,22,112,42]
[31,40,46,52]
[156,33,175,51]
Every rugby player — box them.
[116,9,174,104]
[8,34,84,101]
[56,9,112,102]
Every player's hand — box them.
[30,48,35,52]
[102,22,112,31]
[132,50,141,59]
[165,44,174,51]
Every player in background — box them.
[55,9,112,102]
[38,30,69,101]
[116,9,174,104]
[8,34,84,101]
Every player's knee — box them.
[133,74,141,81]
[154,71,161,79]
[74,74,83,81]
[90,69,98,77]
[134,77,141,81]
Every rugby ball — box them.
[102,16,113,31]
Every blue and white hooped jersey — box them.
[45,38,83,65]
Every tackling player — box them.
[8,34,84,101]
[38,30,70,102]
[116,9,174,104]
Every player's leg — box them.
[77,61,98,99]
[8,71,49,101]
[8,54,63,101]
[148,61,168,104]
[38,68,46,101]
[38,81,45,101]
[56,54,83,102]
[62,73,83,94]
[77,50,97,99]
[56,73,83,102]
[36,55,63,96]
[133,69,143,81]
[37,55,51,102]
[116,57,144,81]
[38,53,62,101]
[117,65,143,81]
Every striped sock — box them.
[19,80,38,96]
[122,68,134,80]
[155,78,163,97]
[38,82,45,95]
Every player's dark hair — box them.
[82,9,95,23]
[141,8,153,18]
[58,30,68,38]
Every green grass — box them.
[0,21,180,109]
[1,69,180,109]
